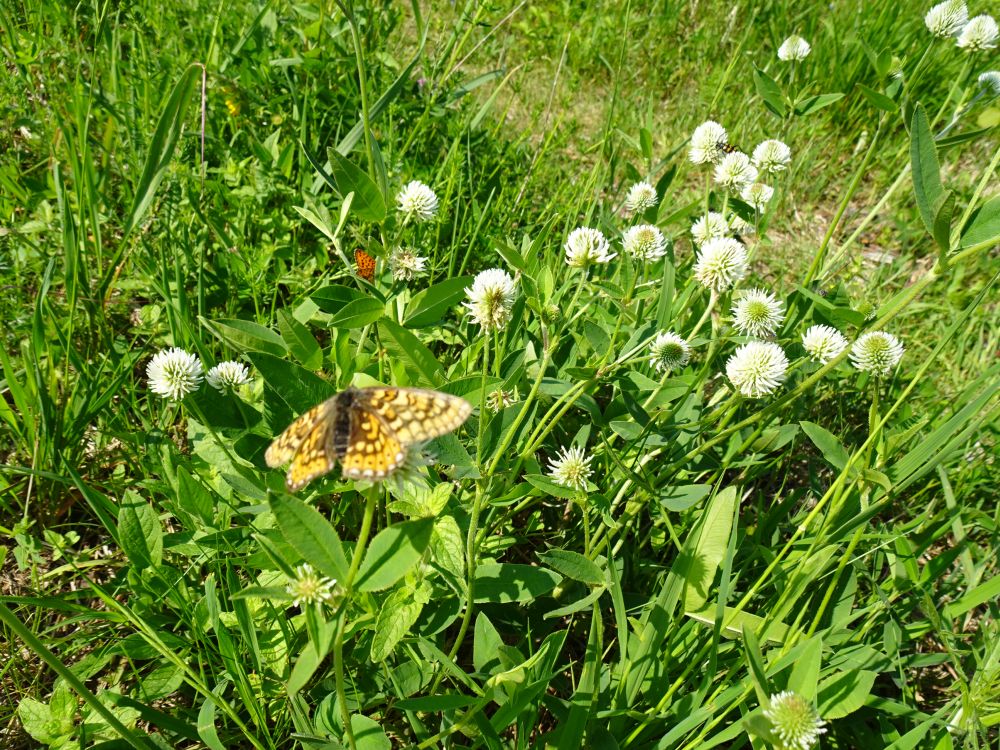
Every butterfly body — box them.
[265,386,472,491]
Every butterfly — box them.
[355,248,376,282]
[265,387,473,492]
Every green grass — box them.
[1,0,999,748]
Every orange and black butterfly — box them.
[354,248,376,282]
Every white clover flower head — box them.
[694,237,749,292]
[728,214,756,237]
[778,35,811,61]
[741,182,775,211]
[925,0,969,37]
[564,227,616,268]
[714,152,758,191]
[622,224,667,262]
[390,247,428,282]
[732,288,784,338]
[978,71,1000,94]
[463,268,517,332]
[689,120,729,165]
[146,348,203,401]
[287,563,337,607]
[486,388,515,413]
[691,212,731,247]
[752,140,791,174]
[850,331,905,376]
[801,324,849,363]
[726,341,789,398]
[548,445,593,492]
[624,181,658,214]
[649,332,691,372]
[396,180,439,223]
[206,361,252,392]
[958,15,999,50]
[763,691,827,750]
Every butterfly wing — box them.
[340,407,405,479]
[355,249,376,282]
[355,387,473,444]
[265,398,339,492]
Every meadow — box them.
[1,0,999,748]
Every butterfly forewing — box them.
[357,388,473,443]
[265,401,331,468]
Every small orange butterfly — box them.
[355,248,376,282]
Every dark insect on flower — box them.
[355,249,376,282]
[717,140,739,155]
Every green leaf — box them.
[17,698,59,744]
[370,585,427,661]
[543,586,604,619]
[404,276,473,327]
[660,484,713,512]
[800,421,850,471]
[524,473,579,499]
[537,549,604,586]
[787,634,823,700]
[938,195,963,255]
[326,149,386,223]
[753,66,786,117]
[124,64,200,236]
[269,494,348,583]
[910,103,944,234]
[959,194,1000,249]
[356,517,435,592]
[201,317,287,356]
[377,319,445,386]
[176,466,215,525]
[431,515,465,581]
[473,563,562,603]
[118,490,163,570]
[681,485,737,610]
[276,309,323,370]
[583,320,611,355]
[857,84,897,112]
[310,284,365,314]
[248,351,336,414]
[943,574,1000,619]
[794,92,845,116]
[817,670,877,719]
[329,297,384,329]
[795,93,844,117]
[395,694,477,712]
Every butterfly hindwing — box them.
[340,406,405,479]
[356,388,473,444]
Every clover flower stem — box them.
[438,480,486,684]
[476,335,490,465]
[332,488,378,750]
[932,58,973,129]
[689,289,719,339]
[802,114,887,288]
[903,40,934,102]
[486,349,550,477]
